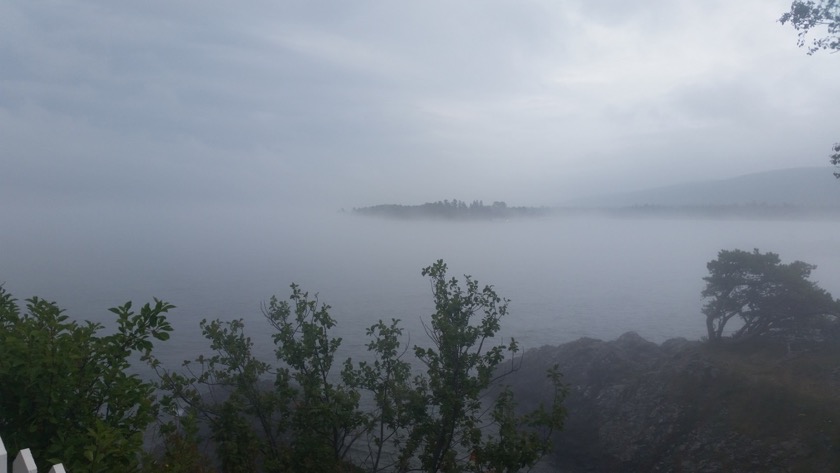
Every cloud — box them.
[1,0,838,210]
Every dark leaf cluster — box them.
[0,286,174,472]
[780,0,840,54]
[157,261,566,473]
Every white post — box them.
[0,434,7,473]
[12,449,36,473]
[0,435,66,473]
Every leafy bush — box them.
[0,286,173,472]
[159,260,566,472]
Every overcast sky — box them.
[2,0,839,211]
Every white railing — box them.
[0,435,66,473]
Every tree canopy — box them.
[0,261,567,472]
[701,249,840,343]
[0,286,174,472]
[780,0,840,54]
[781,2,840,177]
[830,142,840,178]
[157,260,566,472]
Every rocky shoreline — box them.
[507,332,840,472]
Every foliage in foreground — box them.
[779,1,840,178]
[780,0,840,54]
[701,249,840,343]
[157,260,566,472]
[0,286,174,472]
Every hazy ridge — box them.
[565,167,840,208]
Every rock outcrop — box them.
[507,332,840,472]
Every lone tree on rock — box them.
[702,249,840,343]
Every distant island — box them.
[353,199,551,220]
[353,168,840,221]
[352,200,840,221]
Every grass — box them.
[668,339,840,470]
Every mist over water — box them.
[3,206,840,369]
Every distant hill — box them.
[567,167,840,208]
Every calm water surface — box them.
[3,209,840,369]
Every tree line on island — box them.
[353,199,550,220]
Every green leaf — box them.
[154,331,170,341]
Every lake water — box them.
[3,208,840,370]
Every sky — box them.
[2,0,839,212]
